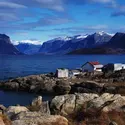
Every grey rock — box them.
[39,101,50,115]
[53,80,71,95]
[12,111,68,125]
[50,93,125,115]
[5,106,29,119]
[0,105,6,114]
[31,96,42,107]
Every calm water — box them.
[0,55,125,80]
[0,91,53,107]
[0,54,125,106]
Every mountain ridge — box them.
[68,32,125,55]
[0,34,23,55]
[39,31,112,54]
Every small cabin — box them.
[102,63,125,73]
[69,69,82,77]
[81,61,103,72]
[56,68,69,78]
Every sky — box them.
[1,0,125,44]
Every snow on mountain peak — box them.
[96,31,114,36]
[75,34,88,39]
[98,31,105,35]
[12,39,42,45]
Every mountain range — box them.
[69,32,125,55]
[0,32,125,55]
[15,43,41,55]
[0,34,22,55]
[39,31,113,54]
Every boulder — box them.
[71,81,103,94]
[50,93,98,115]
[39,101,50,115]
[53,81,71,95]
[89,93,125,112]
[2,74,56,94]
[31,96,42,107]
[12,111,68,125]
[5,106,28,119]
[3,82,19,91]
[50,93,125,116]
[0,105,6,114]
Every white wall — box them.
[114,64,123,71]
[57,69,69,78]
[122,64,125,69]
[82,63,94,72]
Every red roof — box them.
[89,61,100,65]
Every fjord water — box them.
[0,91,53,107]
[0,54,125,106]
[1,55,125,80]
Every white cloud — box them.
[0,1,27,9]
[35,0,64,11]
[12,40,42,45]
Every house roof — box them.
[89,61,100,65]
[81,61,102,68]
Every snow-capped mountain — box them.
[39,32,113,54]
[12,39,42,55]
[69,32,125,55]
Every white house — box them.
[102,63,125,72]
[56,68,69,78]
[81,61,103,72]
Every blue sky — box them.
[1,0,125,44]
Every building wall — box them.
[57,69,69,78]
[94,65,103,72]
[95,68,102,72]
[122,64,125,69]
[82,63,94,72]
[114,64,123,71]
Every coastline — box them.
[1,70,125,124]
[1,69,125,96]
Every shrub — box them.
[68,105,125,125]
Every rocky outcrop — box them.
[0,74,57,94]
[12,112,68,125]
[28,96,50,115]
[53,80,71,95]
[50,93,125,116]
[1,69,125,96]
[71,81,103,94]
[5,106,29,119]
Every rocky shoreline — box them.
[1,93,125,125]
[1,69,125,95]
[1,70,125,124]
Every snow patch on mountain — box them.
[12,39,42,45]
[96,31,114,36]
